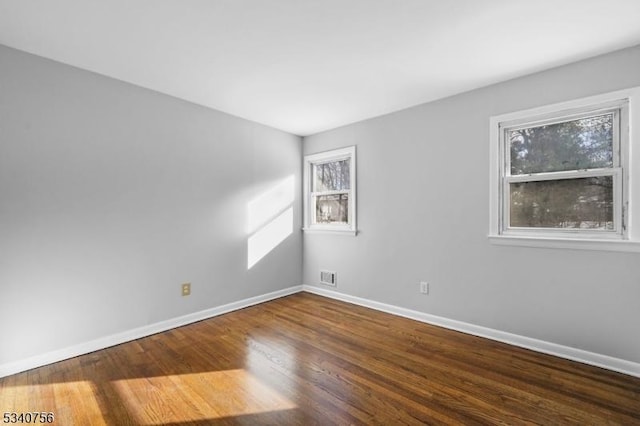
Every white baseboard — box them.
[3,283,638,379]
[302,285,640,378]
[0,285,303,379]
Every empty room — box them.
[1,1,640,424]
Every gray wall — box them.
[0,45,302,365]
[303,45,640,364]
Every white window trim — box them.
[489,87,640,252]
[303,146,357,235]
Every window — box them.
[303,146,356,234]
[503,106,625,237]
[490,87,640,251]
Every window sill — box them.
[303,227,357,236]
[488,235,640,253]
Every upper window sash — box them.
[499,105,622,180]
[311,158,351,193]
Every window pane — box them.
[314,160,350,191]
[315,194,349,224]
[509,176,613,229]
[510,114,614,175]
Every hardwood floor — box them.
[1,292,639,425]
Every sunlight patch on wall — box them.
[247,175,295,269]
[0,381,106,425]
[111,369,296,425]
[248,207,293,269]
[247,175,294,234]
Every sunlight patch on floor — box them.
[111,369,297,425]
[0,380,106,425]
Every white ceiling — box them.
[1,1,640,136]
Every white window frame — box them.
[303,146,357,235]
[489,87,640,252]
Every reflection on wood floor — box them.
[1,292,639,425]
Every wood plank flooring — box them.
[1,292,639,425]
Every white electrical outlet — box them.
[420,281,429,294]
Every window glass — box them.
[509,114,614,175]
[509,176,613,229]
[314,159,350,191]
[315,194,349,224]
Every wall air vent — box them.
[320,270,337,286]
